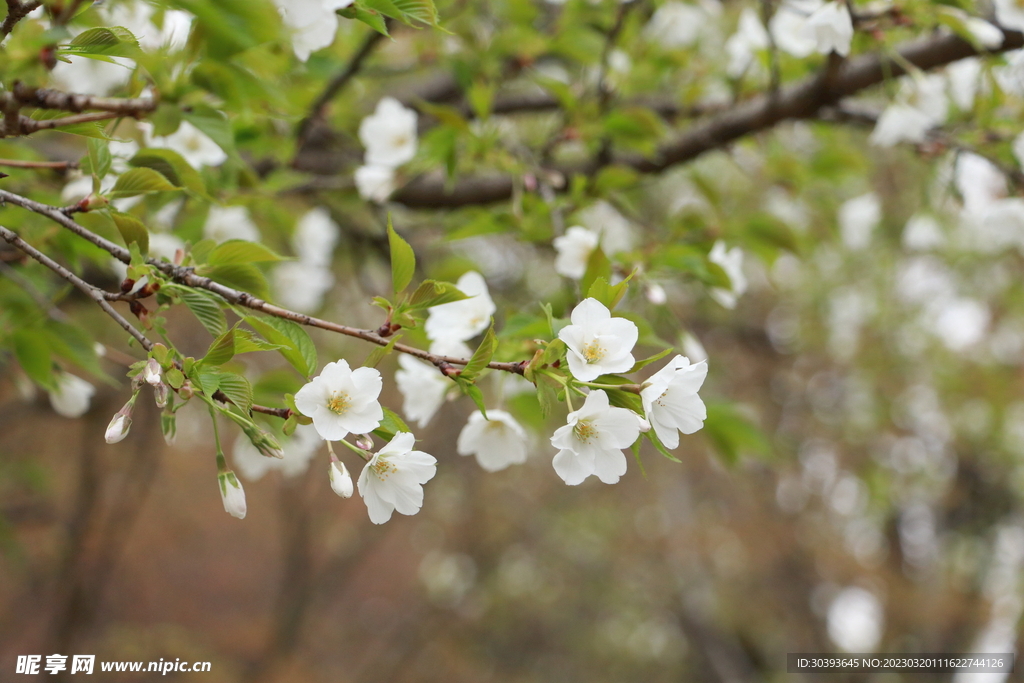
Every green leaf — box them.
[233,329,284,354]
[208,239,285,265]
[364,335,401,368]
[406,279,468,309]
[243,314,317,378]
[28,110,116,139]
[645,429,681,463]
[129,148,207,197]
[217,372,253,414]
[13,329,53,389]
[460,323,496,381]
[703,403,772,466]
[586,271,633,310]
[363,0,441,27]
[388,217,416,295]
[181,105,234,154]
[200,263,269,299]
[176,287,227,336]
[373,407,411,441]
[62,26,141,58]
[629,348,674,374]
[456,378,488,418]
[108,167,179,198]
[338,3,390,36]
[110,211,149,254]
[580,247,612,299]
[165,367,185,389]
[86,138,112,181]
[200,328,235,366]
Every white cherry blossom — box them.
[355,165,397,202]
[948,58,983,111]
[726,8,770,77]
[203,206,260,243]
[557,298,638,382]
[395,354,450,428]
[48,372,95,418]
[218,470,247,519]
[292,207,339,266]
[359,97,418,168]
[425,271,496,346]
[273,261,334,313]
[550,390,641,485]
[457,410,529,472]
[274,0,354,62]
[140,121,226,169]
[578,201,634,255]
[357,432,437,524]
[294,360,384,441]
[869,104,935,147]
[640,355,708,449]
[994,0,1024,32]
[553,226,600,280]
[429,337,473,359]
[644,2,705,49]
[102,2,193,51]
[805,1,853,57]
[708,241,748,308]
[50,57,134,96]
[769,0,823,57]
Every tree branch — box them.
[391,28,1024,208]
[0,188,529,377]
[0,0,41,40]
[0,157,77,170]
[10,84,157,115]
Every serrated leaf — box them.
[580,246,612,298]
[387,217,416,295]
[460,323,496,381]
[217,372,253,414]
[587,271,633,310]
[338,4,390,35]
[200,263,269,299]
[182,105,234,154]
[208,239,285,265]
[108,167,179,198]
[86,138,111,180]
[62,26,141,57]
[364,0,441,27]
[233,329,285,354]
[605,387,644,414]
[372,407,411,441]
[456,378,488,418]
[177,287,227,336]
[244,315,317,378]
[129,148,207,197]
[645,429,682,463]
[406,279,468,310]
[200,328,235,366]
[110,211,149,254]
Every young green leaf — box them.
[243,314,318,378]
[110,211,150,254]
[387,217,416,295]
[108,167,179,198]
[200,327,236,367]
[207,240,285,266]
[176,287,228,336]
[217,372,254,414]
[406,279,467,310]
[460,323,497,381]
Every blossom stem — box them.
[578,381,642,394]
[336,437,372,462]
[209,406,227,471]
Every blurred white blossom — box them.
[457,410,529,472]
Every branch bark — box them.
[391,28,1024,208]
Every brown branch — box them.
[0,157,77,170]
[18,111,122,133]
[10,83,157,115]
[0,0,41,40]
[390,27,1024,208]
[298,26,388,142]
[0,188,529,377]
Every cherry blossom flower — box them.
[457,410,529,472]
[869,104,935,147]
[708,241,748,309]
[395,355,449,428]
[644,1,705,49]
[102,2,193,51]
[50,57,134,96]
[273,261,334,313]
[558,298,638,382]
[329,458,354,498]
[140,121,226,169]
[294,360,384,441]
[805,1,853,57]
[553,226,600,280]
[550,390,641,485]
[218,470,247,519]
[274,0,353,62]
[726,8,770,77]
[994,0,1024,32]
[425,271,496,348]
[355,165,397,202]
[203,206,261,243]
[292,208,340,266]
[357,432,437,524]
[577,201,634,255]
[48,372,96,418]
[359,97,418,168]
[640,355,708,449]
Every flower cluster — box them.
[355,98,419,202]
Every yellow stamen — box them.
[326,392,351,415]
[573,420,598,443]
[582,340,606,364]
[371,456,396,479]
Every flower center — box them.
[326,392,352,415]
[573,419,598,444]
[655,390,669,407]
[392,134,410,148]
[582,340,606,364]
[371,456,396,479]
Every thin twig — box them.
[0,157,78,170]
[0,189,529,376]
[10,83,157,115]
[0,0,41,40]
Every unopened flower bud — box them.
[637,416,652,433]
[79,193,108,212]
[144,358,162,386]
[355,433,374,451]
[105,413,132,443]
[153,382,169,408]
[178,379,194,400]
[645,282,667,305]
[329,460,354,498]
[242,424,284,459]
[218,470,247,519]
